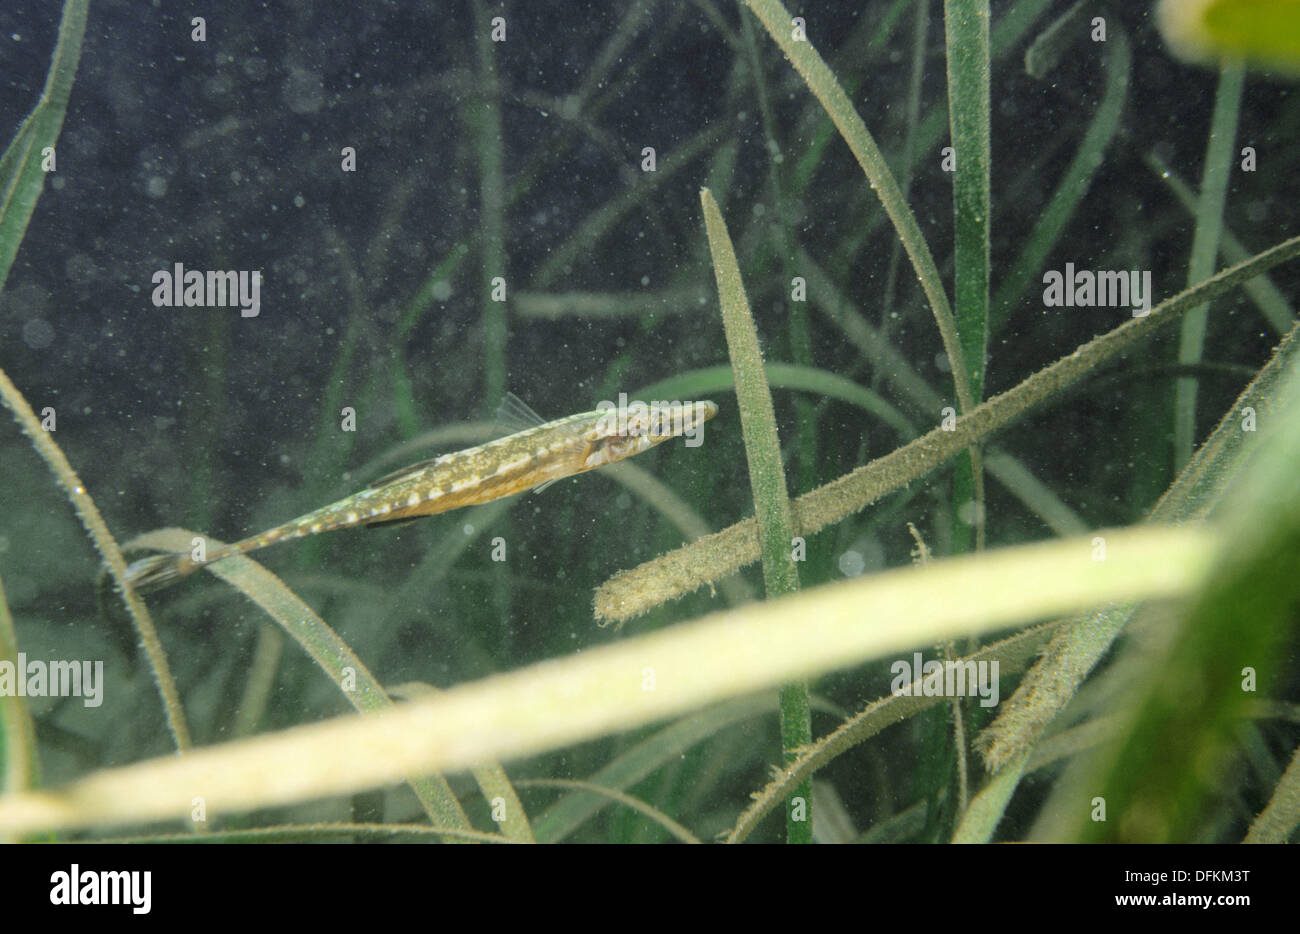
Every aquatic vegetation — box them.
[119,395,717,593]
[1,0,1298,845]
[1158,0,1300,74]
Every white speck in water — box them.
[22,318,54,349]
[957,500,986,527]
[282,67,325,114]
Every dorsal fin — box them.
[495,391,547,435]
[368,457,443,488]
[497,392,564,493]
[367,394,543,490]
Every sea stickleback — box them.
[121,395,718,593]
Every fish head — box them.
[581,399,718,469]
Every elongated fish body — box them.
[122,398,718,593]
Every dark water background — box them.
[0,0,1296,841]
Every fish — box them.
[120,394,718,594]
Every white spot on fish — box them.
[380,503,391,515]
[407,493,420,507]
[346,512,359,524]
[498,455,532,474]
[427,488,442,500]
[311,523,322,534]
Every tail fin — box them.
[97,551,204,664]
[120,552,201,594]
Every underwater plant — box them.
[0,0,1298,847]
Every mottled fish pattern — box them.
[121,398,717,593]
